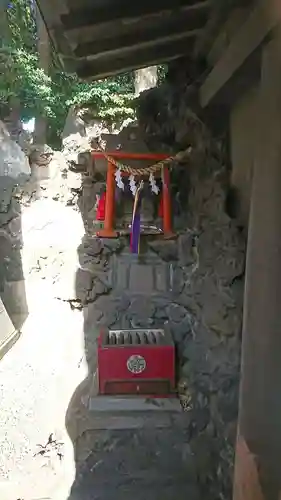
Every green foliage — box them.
[0,0,47,118]
[68,79,135,121]
[112,72,135,92]
[0,0,165,146]
[44,72,135,146]
[0,0,136,144]
[0,47,53,118]
[157,65,168,84]
[6,0,36,51]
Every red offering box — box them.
[97,328,176,397]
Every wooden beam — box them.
[74,10,206,57]
[194,0,232,57]
[61,0,208,30]
[77,37,195,79]
[67,0,211,12]
[77,55,181,81]
[68,1,210,45]
[35,0,72,64]
[76,30,202,61]
[76,43,193,80]
[194,0,253,57]
[199,1,279,108]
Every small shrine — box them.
[92,149,175,252]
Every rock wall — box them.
[74,157,244,499]
[71,69,246,498]
[135,66,158,96]
[0,121,30,329]
[138,82,245,497]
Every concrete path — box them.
[0,198,88,500]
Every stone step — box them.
[87,395,183,430]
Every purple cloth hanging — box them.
[130,188,142,254]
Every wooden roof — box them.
[36,0,217,80]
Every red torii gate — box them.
[91,151,175,239]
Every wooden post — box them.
[233,33,281,500]
[162,167,175,239]
[98,160,117,238]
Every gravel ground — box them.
[0,198,88,500]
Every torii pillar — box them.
[233,33,281,500]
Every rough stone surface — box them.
[0,121,30,180]
[62,133,91,165]
[69,105,246,499]
[29,143,54,167]
[0,137,85,332]
[0,124,31,327]
[62,105,87,140]
[61,107,112,168]
[68,428,199,500]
